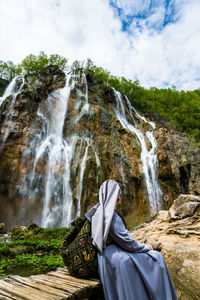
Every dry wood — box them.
[28,276,77,294]
[9,276,70,299]
[48,271,99,286]
[0,279,53,300]
[0,268,102,300]
[36,274,83,292]
[0,288,23,300]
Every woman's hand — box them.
[147,244,153,250]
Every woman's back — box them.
[86,180,178,300]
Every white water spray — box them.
[20,70,98,227]
[114,90,163,212]
[0,77,24,150]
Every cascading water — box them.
[19,70,98,227]
[0,76,19,107]
[114,89,163,212]
[0,67,163,228]
[0,76,24,151]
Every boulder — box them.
[130,194,200,300]
[9,225,26,232]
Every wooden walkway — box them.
[0,268,103,300]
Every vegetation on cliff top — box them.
[85,59,200,144]
[0,53,200,143]
[0,51,67,80]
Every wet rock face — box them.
[131,194,200,300]
[0,67,200,229]
[0,67,66,228]
[155,127,200,208]
[0,78,9,96]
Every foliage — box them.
[0,226,70,277]
[0,60,22,81]
[0,254,64,277]
[0,52,68,81]
[20,51,68,75]
[85,59,200,143]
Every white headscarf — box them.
[85,179,121,252]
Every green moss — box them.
[0,254,64,278]
[0,225,70,277]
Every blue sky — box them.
[109,0,182,31]
[0,0,200,90]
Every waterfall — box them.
[0,76,19,107]
[19,70,98,227]
[0,67,163,227]
[0,76,24,151]
[114,89,163,212]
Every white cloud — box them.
[0,0,200,90]
[114,0,152,16]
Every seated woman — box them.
[86,179,178,300]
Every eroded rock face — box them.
[0,66,66,227]
[131,194,200,300]
[0,67,200,229]
[155,127,200,208]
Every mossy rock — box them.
[0,223,6,234]
[26,223,42,234]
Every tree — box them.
[20,51,68,75]
[0,60,21,81]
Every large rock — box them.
[155,127,200,208]
[130,194,200,300]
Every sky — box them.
[0,0,200,90]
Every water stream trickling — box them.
[114,89,163,212]
[0,76,25,151]
[19,71,96,227]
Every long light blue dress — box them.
[97,212,178,300]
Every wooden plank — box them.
[48,271,99,286]
[47,274,93,292]
[0,288,22,300]
[0,268,102,300]
[39,274,98,299]
[0,279,56,300]
[37,274,86,297]
[31,275,78,294]
[56,269,100,282]
[56,268,100,281]
[9,275,70,299]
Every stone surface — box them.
[155,127,200,209]
[130,194,200,300]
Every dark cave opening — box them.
[179,164,191,194]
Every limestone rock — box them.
[169,194,200,220]
[155,127,200,209]
[130,194,200,300]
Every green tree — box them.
[0,60,21,81]
[20,51,68,75]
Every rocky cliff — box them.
[0,67,199,229]
[131,194,200,300]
